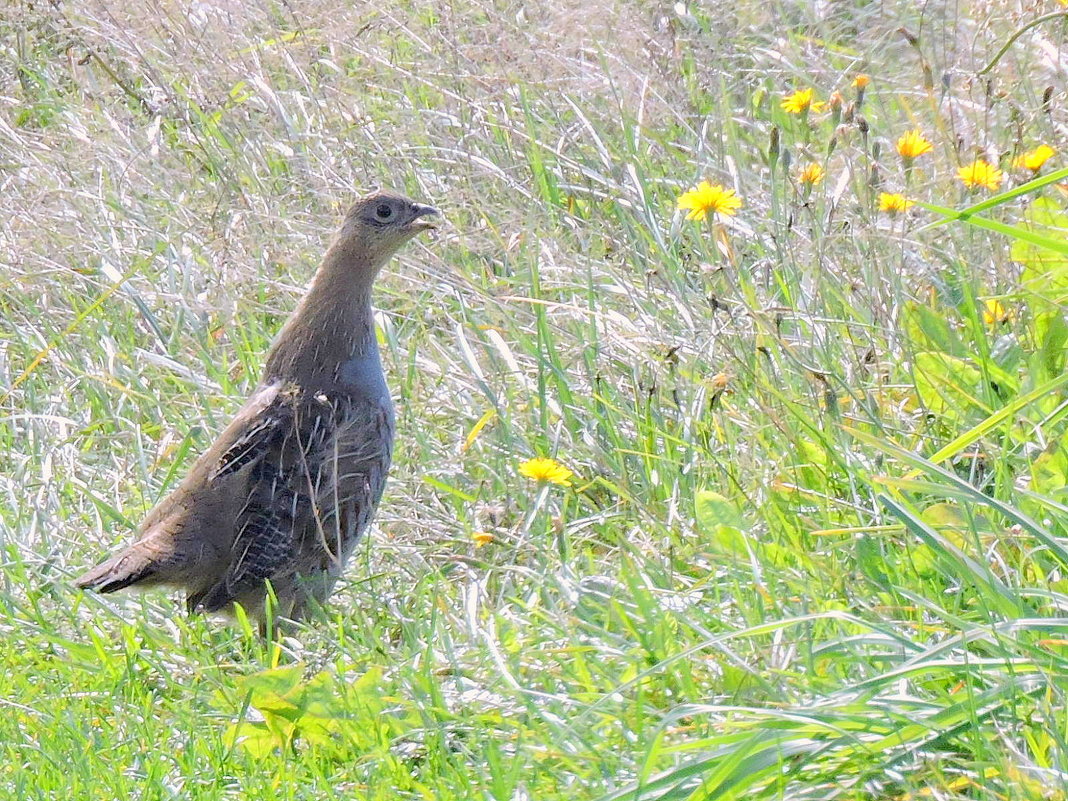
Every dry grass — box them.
[1,1,1067,798]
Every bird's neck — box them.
[262,240,386,387]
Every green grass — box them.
[1,1,1067,798]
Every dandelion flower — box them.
[957,159,1003,191]
[896,130,934,160]
[782,88,818,114]
[518,457,574,486]
[878,192,915,214]
[852,74,871,89]
[677,181,743,221]
[797,163,825,186]
[828,91,844,110]
[982,299,1011,326]
[472,531,495,547]
[1013,145,1055,172]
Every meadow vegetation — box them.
[1,1,1067,798]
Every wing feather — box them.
[196,391,351,613]
[210,387,296,483]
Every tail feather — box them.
[75,545,163,594]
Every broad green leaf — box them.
[240,664,305,716]
[1034,310,1068,381]
[695,490,798,567]
[904,302,964,356]
[224,721,278,759]
[909,500,981,580]
[1010,198,1068,301]
[912,352,987,419]
[916,369,1068,472]
[879,494,1027,617]
[789,437,832,493]
[1030,442,1068,497]
[294,670,344,719]
[695,490,751,559]
[694,490,745,532]
[847,427,1068,566]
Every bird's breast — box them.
[337,350,390,405]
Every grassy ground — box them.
[2,0,1067,798]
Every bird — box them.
[75,189,438,623]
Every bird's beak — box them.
[408,203,440,231]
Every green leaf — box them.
[1010,197,1068,300]
[916,198,1068,256]
[240,664,305,716]
[920,368,1068,469]
[904,302,964,356]
[1034,310,1068,381]
[694,490,745,532]
[921,166,1068,225]
[224,721,278,759]
[847,426,1068,567]
[694,490,798,567]
[1030,442,1068,497]
[695,490,751,560]
[879,494,1027,617]
[912,352,988,419]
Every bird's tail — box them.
[74,542,164,594]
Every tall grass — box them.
[1,1,1066,798]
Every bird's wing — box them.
[194,391,343,613]
[79,382,293,599]
[209,384,297,483]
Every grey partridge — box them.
[76,190,437,621]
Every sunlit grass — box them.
[1,1,1067,799]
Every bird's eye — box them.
[375,204,393,220]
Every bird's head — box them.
[338,190,439,266]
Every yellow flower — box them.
[518,457,574,486]
[781,88,818,114]
[852,74,871,89]
[1013,144,1055,172]
[982,299,1011,326]
[472,531,495,547]
[878,192,915,214]
[896,130,934,160]
[676,181,743,221]
[797,163,825,185]
[957,159,1004,191]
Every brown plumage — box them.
[76,190,438,621]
